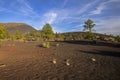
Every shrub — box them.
[0,24,7,39]
[56,33,64,41]
[0,40,2,47]
[46,42,50,48]
[84,32,94,39]
[96,35,100,39]
[103,37,109,41]
[56,43,59,47]
[109,37,115,42]
[104,37,115,42]
[75,35,83,40]
[14,30,23,40]
[43,42,46,47]
[92,40,97,44]
[115,36,120,42]
[42,42,50,48]
[92,35,99,40]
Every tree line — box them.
[0,19,120,42]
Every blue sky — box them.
[0,0,120,35]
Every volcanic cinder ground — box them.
[0,41,120,80]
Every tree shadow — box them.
[79,50,120,57]
[61,40,120,48]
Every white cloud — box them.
[34,11,58,30]
[38,0,98,26]
[91,4,105,14]
[53,0,98,25]
[35,0,99,31]
[95,16,120,35]
[1,0,119,35]
[71,24,83,31]
[91,0,120,15]
[77,0,99,15]
[0,0,37,17]
[43,11,58,24]
[15,0,38,17]
[70,16,120,35]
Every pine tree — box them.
[42,23,55,40]
[83,19,95,32]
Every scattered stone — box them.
[52,58,57,64]
[66,59,70,66]
[91,58,96,62]
[0,64,6,68]
[56,43,59,47]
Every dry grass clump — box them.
[66,59,70,66]
[91,58,96,62]
[52,58,57,64]
[56,43,59,47]
[42,42,50,48]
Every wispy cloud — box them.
[0,0,6,12]
[33,11,58,30]
[76,0,99,15]
[91,3,105,15]
[40,0,98,26]
[16,0,38,17]
[35,0,99,31]
[0,7,6,11]
[91,0,120,15]
[62,0,69,8]
[0,0,120,35]
[92,16,120,35]
[0,0,38,18]
[43,11,58,24]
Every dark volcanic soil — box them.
[0,41,120,80]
